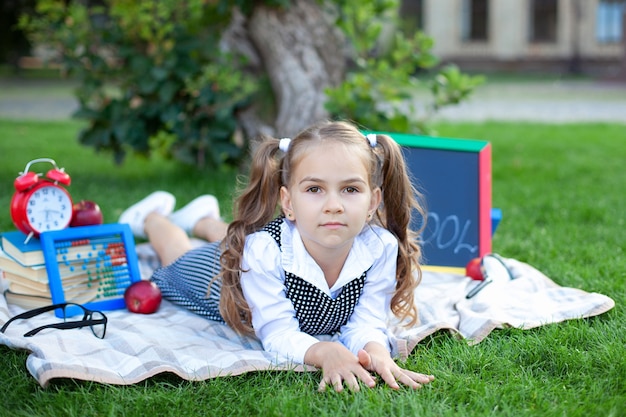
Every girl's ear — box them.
[369,187,382,214]
[280,185,293,217]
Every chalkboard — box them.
[366,131,492,269]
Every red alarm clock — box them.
[10,158,73,241]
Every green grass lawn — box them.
[0,119,624,416]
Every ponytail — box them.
[219,137,283,334]
[373,134,425,327]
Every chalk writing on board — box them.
[421,212,478,255]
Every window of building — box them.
[596,0,626,43]
[461,0,489,41]
[400,0,424,34]
[530,0,558,42]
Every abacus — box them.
[40,223,141,318]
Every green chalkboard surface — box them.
[367,131,492,268]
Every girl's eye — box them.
[306,186,320,193]
[345,186,359,193]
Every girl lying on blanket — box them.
[119,120,435,392]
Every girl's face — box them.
[280,142,381,259]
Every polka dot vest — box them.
[262,218,367,336]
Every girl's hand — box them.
[359,342,435,390]
[304,342,376,392]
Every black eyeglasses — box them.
[0,303,107,339]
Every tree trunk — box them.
[245,0,346,138]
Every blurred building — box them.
[400,0,626,77]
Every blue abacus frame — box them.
[40,223,142,318]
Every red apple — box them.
[70,200,104,227]
[465,257,484,281]
[124,280,162,314]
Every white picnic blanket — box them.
[0,247,615,388]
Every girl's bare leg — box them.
[192,217,228,242]
[144,212,193,266]
[145,213,229,266]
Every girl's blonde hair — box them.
[218,120,426,334]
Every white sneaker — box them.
[168,195,221,235]
[118,191,176,238]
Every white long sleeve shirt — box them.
[240,218,398,363]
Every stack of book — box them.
[0,230,97,309]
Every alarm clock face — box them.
[26,185,73,234]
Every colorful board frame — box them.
[40,223,141,318]
[365,131,492,269]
